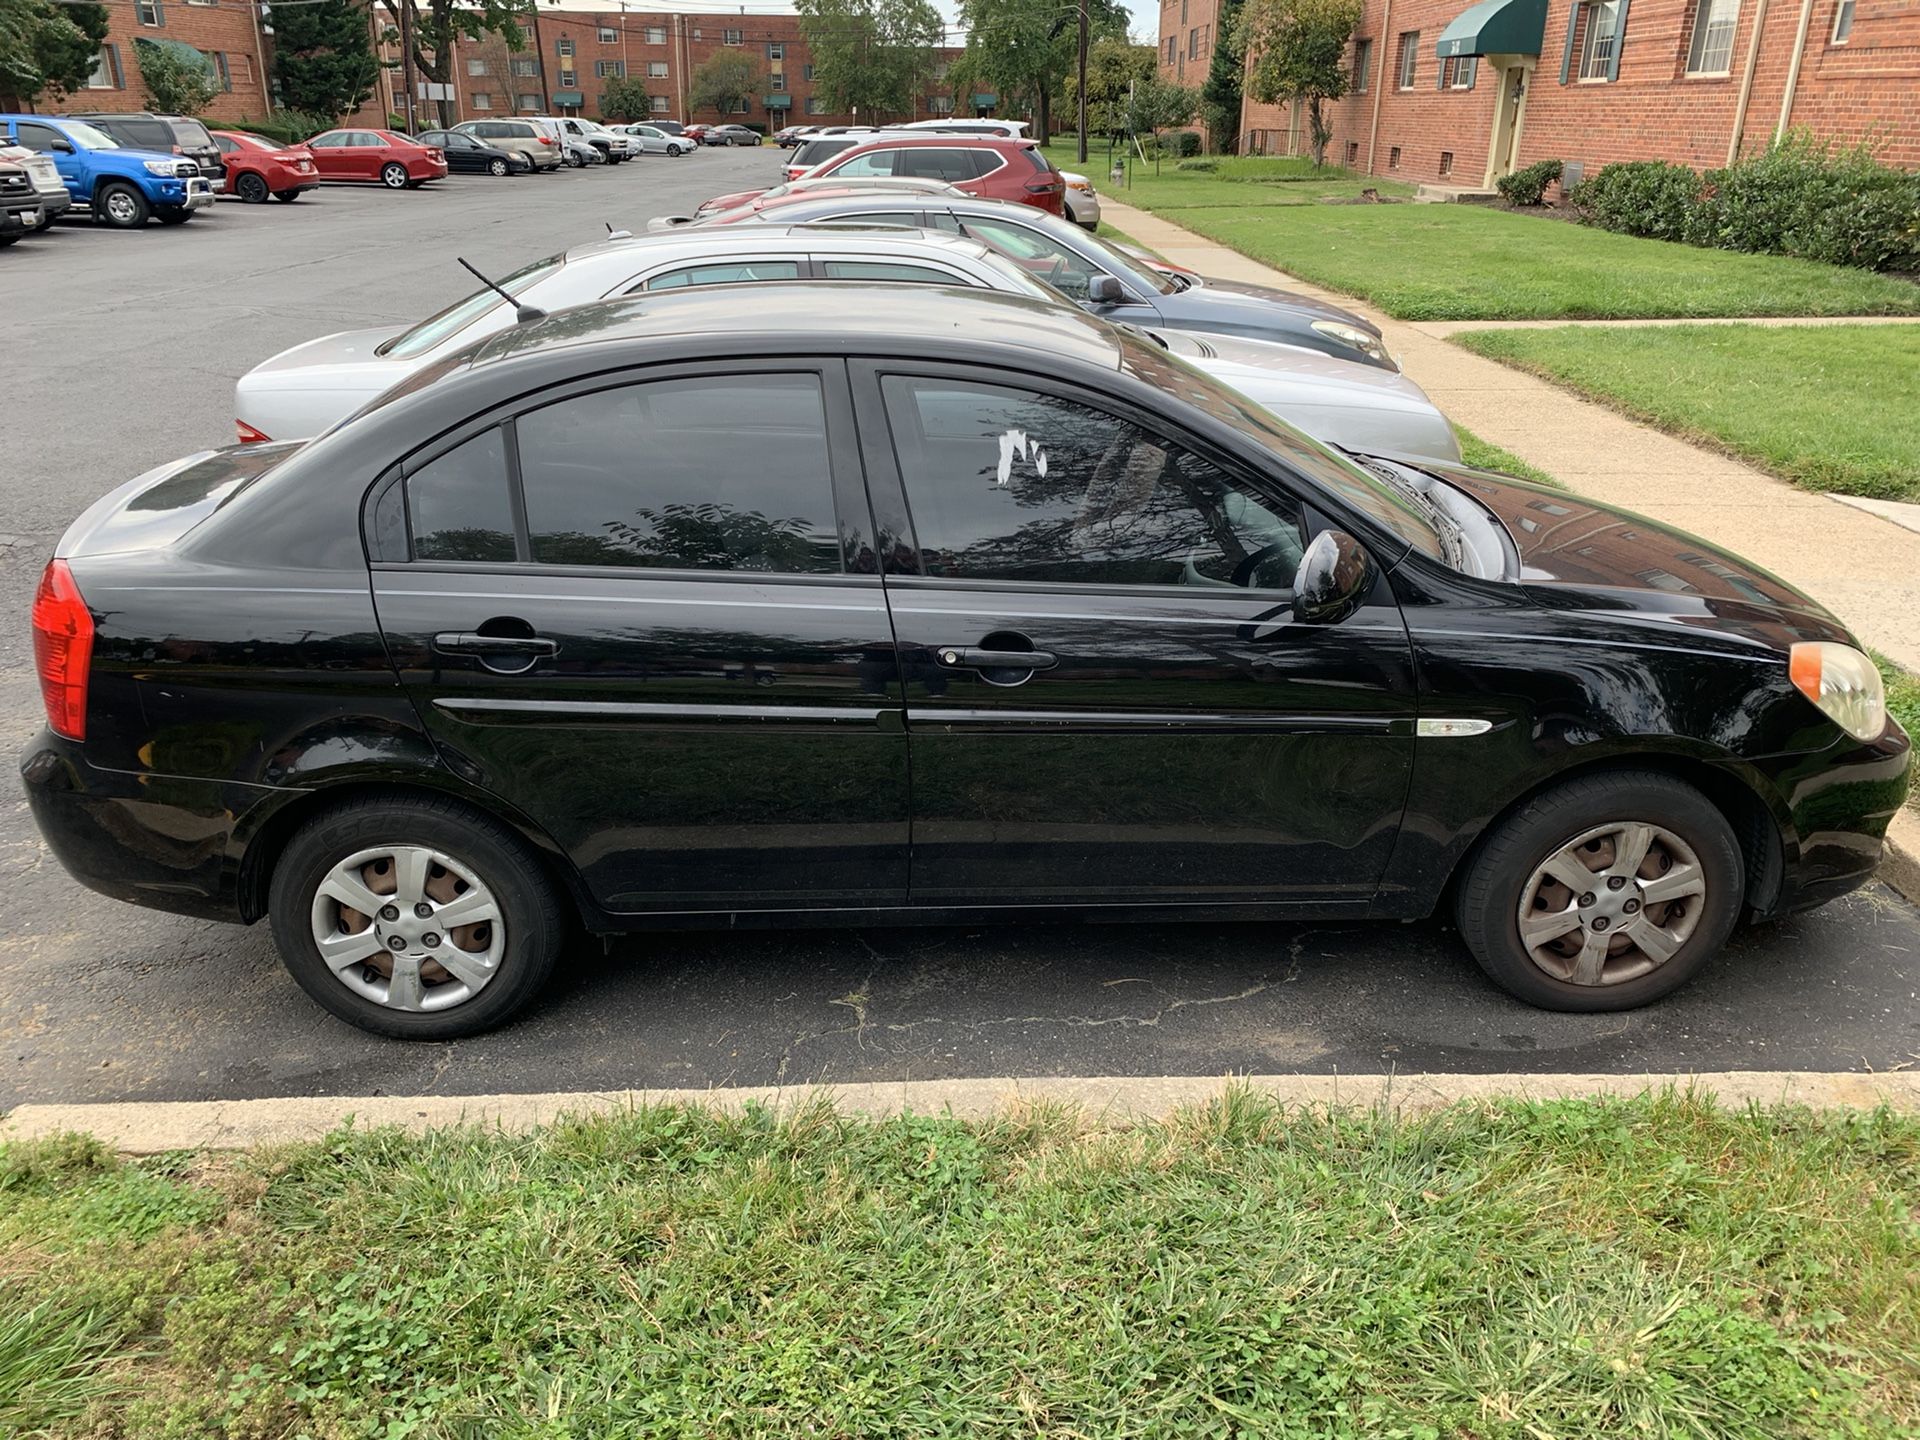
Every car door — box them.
[367,363,909,913]
[12,121,84,201]
[305,132,353,178]
[353,131,391,179]
[850,362,1417,908]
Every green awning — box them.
[764,93,791,108]
[134,36,215,76]
[1434,0,1547,57]
[551,90,583,105]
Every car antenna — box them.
[605,221,634,240]
[458,257,547,323]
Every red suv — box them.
[802,135,1065,216]
[210,130,320,203]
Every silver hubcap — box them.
[310,845,505,1011]
[384,166,406,186]
[106,191,136,222]
[1517,821,1706,986]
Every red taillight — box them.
[32,560,93,742]
[1024,177,1064,193]
[236,418,271,445]
[538,135,554,145]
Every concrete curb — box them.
[6,1072,1918,1152]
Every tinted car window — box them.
[17,122,72,152]
[643,260,803,290]
[882,377,1304,589]
[308,133,348,148]
[793,137,857,167]
[960,216,1101,297]
[517,375,842,573]
[895,147,979,182]
[819,260,969,284]
[831,148,896,178]
[407,429,516,562]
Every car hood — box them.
[1151,328,1435,412]
[1426,461,1853,647]
[1172,275,1380,335]
[241,325,409,386]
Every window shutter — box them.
[1607,0,1631,81]
[1437,55,1447,89]
[1560,2,1581,82]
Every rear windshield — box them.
[105,118,172,150]
[379,253,564,359]
[168,119,214,147]
[1022,146,1053,172]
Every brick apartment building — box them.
[1164,0,1917,187]
[28,2,960,135]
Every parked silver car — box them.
[233,228,1462,464]
[618,123,692,157]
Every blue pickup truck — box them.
[0,113,215,227]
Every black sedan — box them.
[416,128,525,176]
[724,192,1397,370]
[23,289,1908,1038]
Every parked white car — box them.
[1060,171,1100,229]
[618,124,692,157]
[232,228,1462,464]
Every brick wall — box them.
[1159,0,1223,144]
[34,0,273,124]
[1210,0,1917,183]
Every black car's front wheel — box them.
[488,157,509,176]
[269,795,565,1038]
[1454,771,1744,1011]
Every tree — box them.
[1062,38,1154,137]
[1122,74,1198,172]
[1199,0,1247,153]
[271,0,378,121]
[1239,0,1362,168]
[688,48,762,122]
[0,0,109,109]
[378,0,529,128]
[796,0,942,124]
[952,0,1127,142]
[600,74,651,122]
[134,36,220,114]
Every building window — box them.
[136,0,162,26]
[511,57,536,77]
[467,57,489,76]
[1439,150,1454,174]
[1445,54,1478,87]
[212,51,231,90]
[1352,38,1371,92]
[1182,0,1189,19]
[1165,36,1175,63]
[1831,0,1853,41]
[518,93,540,110]
[597,26,616,43]
[86,45,121,87]
[1346,140,1359,164]
[927,95,953,114]
[472,91,493,109]
[647,60,668,78]
[595,60,625,78]
[724,28,743,44]
[558,68,576,87]
[805,96,825,115]
[556,36,574,57]
[804,62,815,80]
[1579,0,1623,80]
[1396,31,1419,88]
[730,97,749,113]
[645,26,666,44]
[1389,145,1401,167]
[769,71,784,89]
[768,42,784,60]
[1686,0,1739,74]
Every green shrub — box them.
[1569,160,1703,242]
[1175,157,1219,172]
[1690,132,1920,271]
[228,111,333,145]
[1495,158,1562,206]
[1147,130,1202,158]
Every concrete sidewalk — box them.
[1102,200,1920,675]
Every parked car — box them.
[782,129,887,181]
[647,120,688,136]
[70,111,225,190]
[0,152,50,244]
[712,191,1394,369]
[897,118,1030,136]
[0,140,71,233]
[617,124,692,157]
[803,134,1066,216]
[568,138,606,166]
[681,123,710,144]
[0,114,213,227]
[773,124,816,147]
[304,129,447,188]
[1060,170,1099,229]
[231,228,1457,461]
[417,128,524,176]
[209,130,319,203]
[680,174,968,223]
[30,285,1908,1037]
[533,116,627,163]
[452,119,564,172]
[703,124,762,146]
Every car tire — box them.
[566,150,585,169]
[154,207,193,224]
[236,171,270,203]
[95,180,150,228]
[381,162,410,188]
[272,189,302,202]
[268,793,566,1039]
[0,233,18,246]
[488,157,509,176]
[1454,770,1744,1012]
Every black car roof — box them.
[470,283,1127,372]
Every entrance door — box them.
[1486,63,1531,184]
[854,363,1418,909]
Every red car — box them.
[800,135,1064,216]
[303,129,448,189]
[210,130,320,203]
[681,123,711,145]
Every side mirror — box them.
[1291,530,1376,625]
[1087,273,1128,304]
[50,140,74,154]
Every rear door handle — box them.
[432,631,559,658]
[935,646,1058,672]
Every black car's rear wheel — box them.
[269,795,565,1038]
[236,171,270,203]
[1454,771,1743,1011]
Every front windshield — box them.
[379,253,564,360]
[61,121,119,150]
[1073,226,1181,296]
[1119,334,1448,562]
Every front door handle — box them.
[433,631,559,658]
[935,646,1058,672]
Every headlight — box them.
[142,160,177,176]
[1310,319,1391,365]
[1789,642,1886,741]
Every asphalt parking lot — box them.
[4,153,1918,1108]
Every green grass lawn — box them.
[6,1091,1920,1437]
[1452,426,1564,488]
[1456,323,1920,501]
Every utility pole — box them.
[1076,0,1089,164]
[531,2,552,113]
[398,0,419,133]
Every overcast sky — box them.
[576,0,1163,46]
